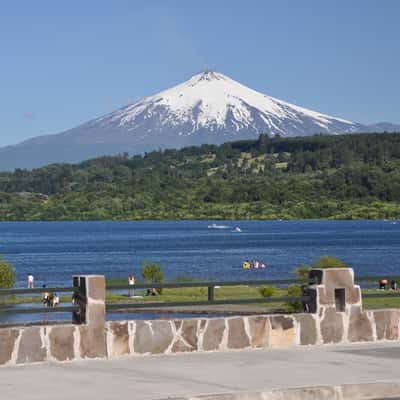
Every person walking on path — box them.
[27,273,34,288]
[128,275,135,297]
[42,285,52,307]
[52,292,60,307]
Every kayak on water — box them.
[241,260,267,269]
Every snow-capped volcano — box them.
[0,70,398,170]
[92,70,359,139]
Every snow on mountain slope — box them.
[90,70,359,138]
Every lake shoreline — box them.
[1,216,400,223]
[1,220,399,289]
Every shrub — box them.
[293,265,311,279]
[258,285,276,298]
[141,261,164,294]
[286,284,303,312]
[293,256,348,280]
[311,256,349,269]
[0,257,16,289]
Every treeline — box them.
[0,133,400,220]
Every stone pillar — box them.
[307,268,370,344]
[73,275,107,358]
[307,268,362,314]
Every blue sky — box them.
[1,0,399,147]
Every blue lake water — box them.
[1,220,399,288]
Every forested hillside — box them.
[1,133,400,220]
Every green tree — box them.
[311,256,348,269]
[0,257,16,289]
[293,265,311,279]
[1,132,400,221]
[141,261,164,294]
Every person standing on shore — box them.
[52,292,60,307]
[27,273,34,289]
[128,275,135,297]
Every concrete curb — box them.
[166,382,400,400]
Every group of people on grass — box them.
[128,274,158,297]
[242,259,267,270]
[42,285,60,307]
[378,278,398,291]
[26,273,60,307]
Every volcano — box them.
[0,70,398,170]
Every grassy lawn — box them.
[106,285,299,313]
[3,285,400,312]
[362,289,400,309]
[106,284,279,302]
[0,295,73,306]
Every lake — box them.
[1,220,399,288]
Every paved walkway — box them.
[1,342,400,400]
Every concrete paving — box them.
[1,342,399,400]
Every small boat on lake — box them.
[207,223,230,229]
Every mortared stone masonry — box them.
[0,268,399,366]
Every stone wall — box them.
[0,274,107,367]
[105,309,400,358]
[0,324,86,365]
[1,308,399,366]
[1,269,399,366]
[105,268,400,356]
